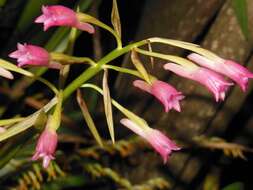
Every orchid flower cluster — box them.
[0,2,252,169]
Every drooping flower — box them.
[0,67,13,79]
[35,5,95,33]
[133,80,184,112]
[188,53,253,91]
[32,128,58,168]
[120,118,180,163]
[164,63,233,102]
[9,43,61,69]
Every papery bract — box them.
[133,80,184,112]
[0,67,13,79]
[164,63,233,101]
[188,53,253,91]
[32,128,58,168]
[9,43,61,69]
[35,5,95,33]
[120,118,180,163]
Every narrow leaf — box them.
[0,98,57,142]
[81,84,149,129]
[131,50,151,83]
[111,0,121,39]
[102,70,115,143]
[232,0,249,39]
[76,89,103,147]
[0,59,33,77]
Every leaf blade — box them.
[102,70,115,143]
[111,0,121,39]
[76,89,103,147]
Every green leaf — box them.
[0,59,34,77]
[0,98,57,142]
[232,0,249,39]
[222,182,244,190]
[102,70,115,143]
[111,0,121,39]
[76,89,103,147]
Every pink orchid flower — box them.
[188,53,253,91]
[9,43,61,69]
[35,5,95,33]
[164,63,233,102]
[133,80,184,112]
[120,118,180,163]
[32,128,58,168]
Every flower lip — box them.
[133,80,184,112]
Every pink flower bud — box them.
[35,5,95,33]
[188,53,253,91]
[120,118,180,163]
[164,63,233,102]
[0,67,13,79]
[32,128,58,168]
[9,43,61,69]
[133,80,184,112]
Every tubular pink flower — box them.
[164,63,233,102]
[35,5,95,33]
[0,67,13,79]
[120,118,180,163]
[32,128,58,168]
[9,43,61,69]
[188,53,253,91]
[133,80,184,112]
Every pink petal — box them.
[75,22,95,34]
[133,80,152,94]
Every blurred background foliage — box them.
[0,0,252,189]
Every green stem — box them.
[148,37,220,60]
[77,13,122,49]
[0,117,25,126]
[63,40,148,100]
[135,48,198,69]
[104,65,141,78]
[36,77,59,95]
[49,90,63,131]
[51,53,96,66]
[104,65,156,81]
